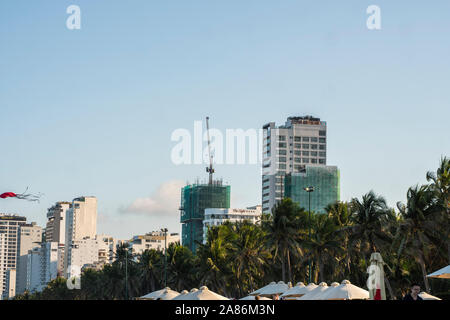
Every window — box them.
[279,164,286,169]
[319,159,326,164]
[279,150,287,155]
[319,138,326,143]
[294,150,301,156]
[311,144,318,150]
[311,158,317,164]
[319,144,325,150]
[302,144,310,149]
[310,137,318,142]
[294,136,301,142]
[279,157,286,162]
[302,137,310,142]
[319,130,326,136]
[278,135,286,141]
[294,157,301,163]
[278,142,286,148]
[302,158,310,163]
[319,151,326,157]
[302,151,309,156]
[311,151,318,157]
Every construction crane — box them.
[205,116,215,185]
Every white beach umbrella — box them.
[280,282,306,299]
[240,295,272,300]
[298,282,329,300]
[427,265,450,279]
[283,283,317,299]
[172,288,198,300]
[251,281,289,297]
[320,280,369,300]
[139,287,180,300]
[178,286,229,300]
[418,292,442,300]
[313,282,339,300]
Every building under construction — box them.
[180,180,230,253]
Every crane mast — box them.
[205,116,214,185]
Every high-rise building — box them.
[16,222,42,295]
[0,214,27,298]
[262,116,329,213]
[284,166,340,213]
[64,196,98,277]
[3,269,16,300]
[46,202,70,244]
[202,205,262,243]
[180,181,230,253]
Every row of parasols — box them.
[138,279,441,300]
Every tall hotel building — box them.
[64,196,98,277]
[262,116,339,214]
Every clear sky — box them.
[1,1,449,240]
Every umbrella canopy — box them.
[368,252,386,300]
[320,280,369,300]
[176,286,229,300]
[418,292,442,300]
[280,282,306,299]
[251,281,290,297]
[298,282,329,300]
[139,287,180,300]
[427,265,450,279]
[240,295,272,300]
[172,288,198,300]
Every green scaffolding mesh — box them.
[284,166,340,214]
[180,182,231,253]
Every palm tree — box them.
[228,222,271,297]
[137,249,163,294]
[301,213,344,283]
[265,198,306,283]
[166,243,197,292]
[395,185,445,292]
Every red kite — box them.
[0,188,42,202]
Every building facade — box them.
[0,214,28,298]
[64,196,98,277]
[130,231,180,255]
[46,202,70,244]
[16,222,42,295]
[284,166,340,213]
[202,205,262,243]
[262,116,328,213]
[180,181,231,253]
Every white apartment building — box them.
[65,196,97,277]
[16,222,42,295]
[67,238,100,277]
[3,269,16,299]
[0,214,28,298]
[202,205,263,243]
[26,242,59,293]
[0,232,7,298]
[96,234,125,266]
[130,231,180,255]
[46,202,70,244]
[262,116,327,213]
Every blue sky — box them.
[1,1,449,239]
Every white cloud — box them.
[120,180,185,216]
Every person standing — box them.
[403,283,423,300]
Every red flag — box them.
[0,192,17,199]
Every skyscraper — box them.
[180,181,230,253]
[0,214,28,298]
[64,196,98,277]
[262,116,328,213]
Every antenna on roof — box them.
[205,116,215,185]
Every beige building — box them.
[46,202,70,244]
[16,223,42,295]
[64,196,98,277]
[130,231,180,255]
